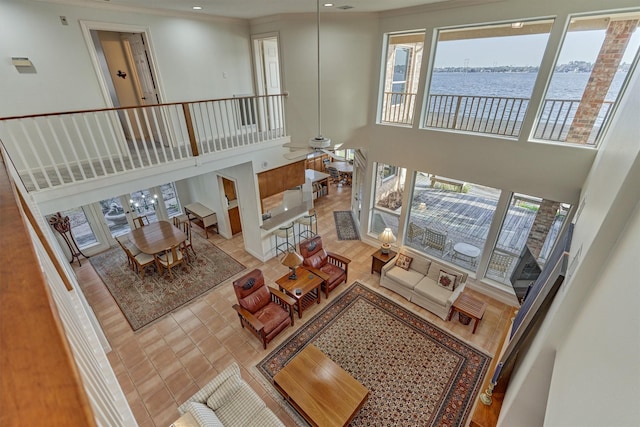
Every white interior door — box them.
[122,33,172,146]
[253,35,282,132]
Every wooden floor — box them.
[76,181,515,427]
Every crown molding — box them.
[34,0,247,25]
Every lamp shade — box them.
[379,228,396,245]
[281,251,303,280]
[281,251,303,268]
[379,228,396,254]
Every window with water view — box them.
[424,19,553,137]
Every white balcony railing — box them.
[0,94,287,192]
[382,91,613,145]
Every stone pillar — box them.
[565,19,638,143]
[526,199,561,260]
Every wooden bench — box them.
[431,176,465,192]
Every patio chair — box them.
[488,252,514,278]
[423,227,448,254]
[407,222,426,243]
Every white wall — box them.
[0,0,253,117]
[251,13,378,149]
[499,43,640,426]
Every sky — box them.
[433,30,640,68]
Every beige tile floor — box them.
[76,182,515,427]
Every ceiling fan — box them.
[284,0,344,161]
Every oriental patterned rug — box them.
[257,283,490,426]
[333,210,360,240]
[90,234,245,331]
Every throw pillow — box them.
[437,270,458,291]
[395,253,413,270]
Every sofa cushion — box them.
[238,284,271,314]
[215,383,266,426]
[395,253,413,270]
[205,372,243,410]
[183,401,224,427]
[437,270,458,291]
[304,248,328,269]
[406,253,431,275]
[414,277,452,306]
[386,266,424,289]
[245,406,286,427]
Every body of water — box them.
[429,71,628,100]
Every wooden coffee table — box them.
[447,293,488,334]
[273,344,369,427]
[276,268,323,319]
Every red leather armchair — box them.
[232,269,295,349]
[299,235,351,298]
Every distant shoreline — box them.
[433,64,631,73]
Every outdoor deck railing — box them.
[382,91,613,145]
[0,94,287,192]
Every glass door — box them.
[100,195,133,237]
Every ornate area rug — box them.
[257,283,490,426]
[333,210,360,240]
[91,234,245,330]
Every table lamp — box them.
[379,227,396,255]
[281,251,304,280]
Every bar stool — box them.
[274,222,296,255]
[295,209,318,241]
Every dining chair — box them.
[133,215,150,229]
[179,219,196,261]
[155,244,185,279]
[114,236,139,269]
[326,166,342,185]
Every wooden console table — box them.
[184,202,218,238]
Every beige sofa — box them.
[380,247,467,320]
[177,362,283,427]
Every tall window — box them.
[369,163,406,237]
[47,207,98,250]
[534,12,640,145]
[406,172,500,268]
[380,32,425,125]
[392,47,411,105]
[160,183,181,217]
[424,19,553,137]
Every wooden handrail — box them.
[0,150,96,426]
[0,93,289,121]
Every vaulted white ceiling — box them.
[48,0,450,20]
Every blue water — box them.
[429,71,628,100]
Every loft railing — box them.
[381,92,416,125]
[382,91,613,145]
[0,94,287,192]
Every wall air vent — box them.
[337,5,354,10]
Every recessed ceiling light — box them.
[192,6,202,10]
[323,3,334,6]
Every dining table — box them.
[127,220,187,255]
[328,161,353,185]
